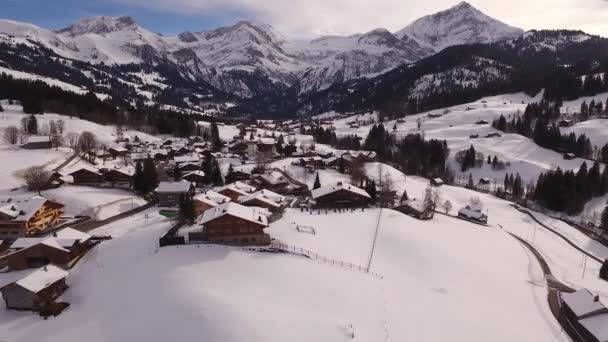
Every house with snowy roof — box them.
[21,135,51,150]
[0,264,69,311]
[199,202,269,245]
[217,181,257,201]
[156,182,195,207]
[0,196,65,237]
[193,191,231,215]
[181,171,206,185]
[69,167,105,186]
[311,182,371,208]
[238,189,286,212]
[561,289,608,342]
[6,227,92,270]
[457,204,488,224]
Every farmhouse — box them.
[564,153,576,160]
[21,136,51,150]
[311,182,371,208]
[217,181,257,201]
[0,265,69,311]
[430,178,444,187]
[181,171,206,185]
[193,191,231,215]
[104,168,134,188]
[6,228,92,270]
[199,202,269,245]
[561,289,608,342]
[174,154,200,165]
[0,196,65,237]
[458,205,488,224]
[156,182,195,207]
[108,146,128,159]
[178,162,203,173]
[239,189,286,212]
[225,170,251,184]
[395,199,433,220]
[69,168,105,186]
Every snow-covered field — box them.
[0,145,69,191]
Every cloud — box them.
[111,0,608,38]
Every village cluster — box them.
[0,117,494,317]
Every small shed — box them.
[430,178,444,187]
[0,265,69,311]
[564,153,576,160]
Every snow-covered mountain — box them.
[395,1,523,52]
[0,2,524,100]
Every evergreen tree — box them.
[210,122,222,152]
[313,172,321,190]
[142,158,159,193]
[600,260,608,281]
[467,173,474,189]
[601,202,608,232]
[173,165,182,181]
[27,114,38,135]
[178,193,196,224]
[487,155,491,165]
[401,189,409,202]
[0,103,3,112]
[133,161,145,193]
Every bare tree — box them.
[24,166,50,195]
[66,132,79,151]
[3,126,20,144]
[20,116,28,132]
[350,159,366,186]
[51,132,63,150]
[56,119,65,135]
[442,200,453,214]
[78,131,97,161]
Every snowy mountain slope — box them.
[395,1,523,52]
[0,2,525,102]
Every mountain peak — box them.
[56,15,139,37]
[395,1,523,51]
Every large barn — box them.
[311,182,371,208]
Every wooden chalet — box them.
[104,168,134,188]
[311,182,371,208]
[395,199,433,220]
[238,189,286,212]
[199,202,269,245]
[178,162,203,173]
[0,265,69,311]
[108,146,128,159]
[69,168,105,186]
[217,181,257,201]
[0,197,65,238]
[21,136,51,150]
[225,170,251,184]
[156,182,195,207]
[181,171,206,185]
[6,228,92,270]
[193,191,231,215]
[43,172,66,190]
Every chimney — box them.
[594,295,600,302]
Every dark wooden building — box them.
[21,136,51,150]
[311,182,371,208]
[156,182,195,207]
[0,265,69,311]
[69,168,105,186]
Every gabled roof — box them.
[174,155,200,164]
[156,181,193,193]
[178,162,202,169]
[200,202,268,226]
[193,190,231,207]
[12,265,69,293]
[69,167,102,176]
[0,196,63,222]
[217,181,257,196]
[54,227,91,244]
[182,170,206,179]
[561,289,608,319]
[238,190,285,208]
[311,182,370,200]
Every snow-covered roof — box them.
[14,265,69,293]
[193,190,231,207]
[561,289,608,319]
[178,162,201,169]
[458,207,486,219]
[579,313,608,342]
[26,135,50,143]
[182,170,206,178]
[0,196,62,222]
[311,182,370,200]
[69,166,102,176]
[200,202,268,226]
[156,181,192,193]
[218,181,257,195]
[54,227,92,244]
[238,189,285,208]
[174,155,200,164]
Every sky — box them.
[2,0,608,38]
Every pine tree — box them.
[210,122,222,152]
[467,173,474,189]
[401,189,409,202]
[142,158,159,193]
[601,202,608,232]
[27,114,38,135]
[0,103,3,112]
[313,172,321,190]
[487,155,491,165]
[133,161,144,193]
[178,193,196,224]
[600,260,608,281]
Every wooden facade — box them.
[0,200,64,238]
[1,274,67,311]
[203,215,268,245]
[6,241,87,270]
[104,170,133,188]
[314,189,370,208]
[70,169,105,186]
